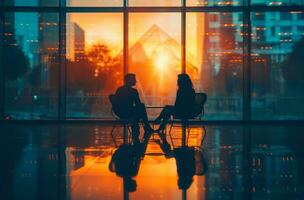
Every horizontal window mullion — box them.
[250,5,304,12]
[65,7,124,12]
[127,7,182,12]
[186,6,244,12]
[3,6,125,12]
[4,5,304,13]
[4,6,60,12]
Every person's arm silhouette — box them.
[133,89,141,107]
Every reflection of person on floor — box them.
[113,73,153,144]
[155,74,196,132]
[109,134,151,193]
[174,147,196,190]
[109,144,140,192]
[174,146,208,190]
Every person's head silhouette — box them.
[123,177,137,192]
[177,74,193,90]
[178,176,193,190]
[124,73,136,87]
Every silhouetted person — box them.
[174,147,196,190]
[154,74,195,145]
[109,144,140,193]
[174,146,208,191]
[113,73,153,144]
[109,134,151,194]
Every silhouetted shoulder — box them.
[131,87,139,95]
[115,86,138,95]
[115,86,124,94]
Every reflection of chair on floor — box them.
[109,94,136,147]
[167,93,207,147]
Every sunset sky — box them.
[68,12,203,67]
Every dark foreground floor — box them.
[0,123,303,200]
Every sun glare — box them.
[155,53,169,73]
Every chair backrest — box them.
[193,93,207,118]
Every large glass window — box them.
[4,12,59,119]
[251,12,304,119]
[2,1,304,121]
[187,12,243,120]
[129,13,181,117]
[66,13,123,118]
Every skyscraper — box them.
[67,22,85,62]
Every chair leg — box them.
[181,124,187,147]
[127,125,132,144]
[122,124,129,144]
[200,125,207,147]
[110,123,118,147]
[168,124,174,148]
[186,127,191,146]
[127,125,132,135]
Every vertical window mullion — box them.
[124,0,128,75]
[243,0,252,121]
[181,0,186,74]
[59,0,66,120]
[0,5,4,120]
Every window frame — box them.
[1,1,304,121]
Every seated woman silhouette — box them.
[155,73,196,131]
[113,73,153,144]
[174,146,208,190]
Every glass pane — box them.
[251,126,304,199]
[251,0,304,6]
[187,0,242,6]
[129,0,181,7]
[5,0,58,6]
[66,13,123,118]
[187,12,243,120]
[129,13,181,117]
[4,12,59,119]
[67,0,122,7]
[251,12,304,119]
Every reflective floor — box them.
[0,123,303,200]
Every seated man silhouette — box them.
[108,133,152,193]
[108,143,141,192]
[113,73,153,144]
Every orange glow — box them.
[154,52,169,73]
[67,13,205,105]
[68,13,202,71]
[66,127,206,199]
[68,13,123,55]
